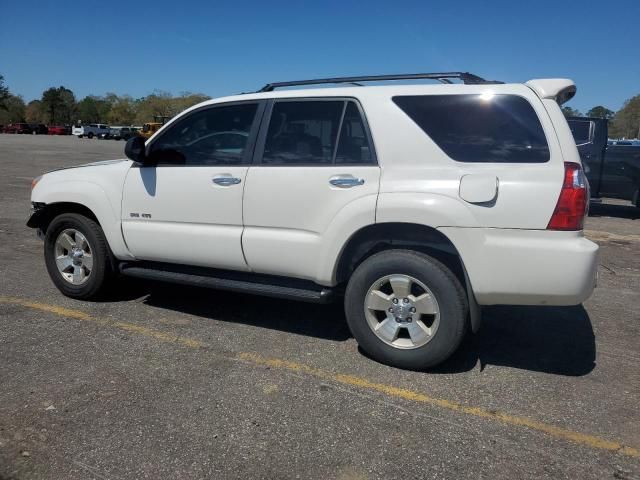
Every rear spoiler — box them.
[525,79,576,105]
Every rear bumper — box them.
[439,227,599,306]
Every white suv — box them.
[28,72,599,369]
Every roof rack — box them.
[258,72,502,92]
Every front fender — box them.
[31,180,133,259]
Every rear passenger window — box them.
[393,94,550,163]
[335,102,372,164]
[261,100,374,165]
[262,101,343,165]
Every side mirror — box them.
[125,136,147,163]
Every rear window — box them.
[393,94,550,163]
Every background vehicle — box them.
[139,115,172,139]
[568,116,640,207]
[101,126,138,140]
[72,123,110,139]
[3,123,33,134]
[47,125,71,135]
[28,72,598,370]
[608,139,640,146]
[99,126,123,139]
[29,123,49,134]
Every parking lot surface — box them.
[0,135,639,479]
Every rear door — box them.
[600,145,640,200]
[242,98,380,280]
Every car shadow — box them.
[135,281,352,342]
[589,201,639,220]
[432,305,596,376]
[108,279,596,376]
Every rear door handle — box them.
[213,176,241,186]
[329,176,365,188]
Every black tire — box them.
[78,135,83,138]
[344,250,468,370]
[87,132,94,139]
[44,213,113,299]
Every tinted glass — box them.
[335,102,373,164]
[262,101,343,165]
[149,103,258,165]
[567,120,592,145]
[393,94,550,163]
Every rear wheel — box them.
[345,250,467,370]
[87,132,94,139]
[44,213,113,299]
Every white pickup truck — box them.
[28,72,599,369]
[71,123,110,139]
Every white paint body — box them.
[31,79,599,306]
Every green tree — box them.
[25,100,44,123]
[0,95,26,124]
[76,95,111,123]
[134,91,210,124]
[561,106,582,117]
[107,95,136,125]
[609,95,640,139]
[0,74,10,110]
[586,106,614,120]
[41,86,77,124]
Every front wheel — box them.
[44,213,114,299]
[344,250,468,370]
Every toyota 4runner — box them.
[28,72,599,370]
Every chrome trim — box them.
[329,177,365,188]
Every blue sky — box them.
[1,0,638,113]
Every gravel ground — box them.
[0,134,638,480]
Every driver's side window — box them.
[148,103,259,165]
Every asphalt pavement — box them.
[0,134,638,479]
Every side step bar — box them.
[119,264,335,304]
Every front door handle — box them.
[213,176,241,186]
[329,176,365,188]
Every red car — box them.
[2,123,32,134]
[47,125,71,135]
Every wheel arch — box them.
[28,202,100,231]
[335,222,482,332]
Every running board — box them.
[119,264,335,304]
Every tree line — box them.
[0,74,209,127]
[561,100,640,139]
[1,73,639,138]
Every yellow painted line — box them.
[0,296,205,349]
[238,353,639,458]
[1,295,638,458]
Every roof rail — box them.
[258,72,502,92]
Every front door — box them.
[122,101,264,270]
[242,99,380,281]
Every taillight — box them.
[547,162,588,230]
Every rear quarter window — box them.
[393,94,550,163]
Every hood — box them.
[46,158,129,174]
